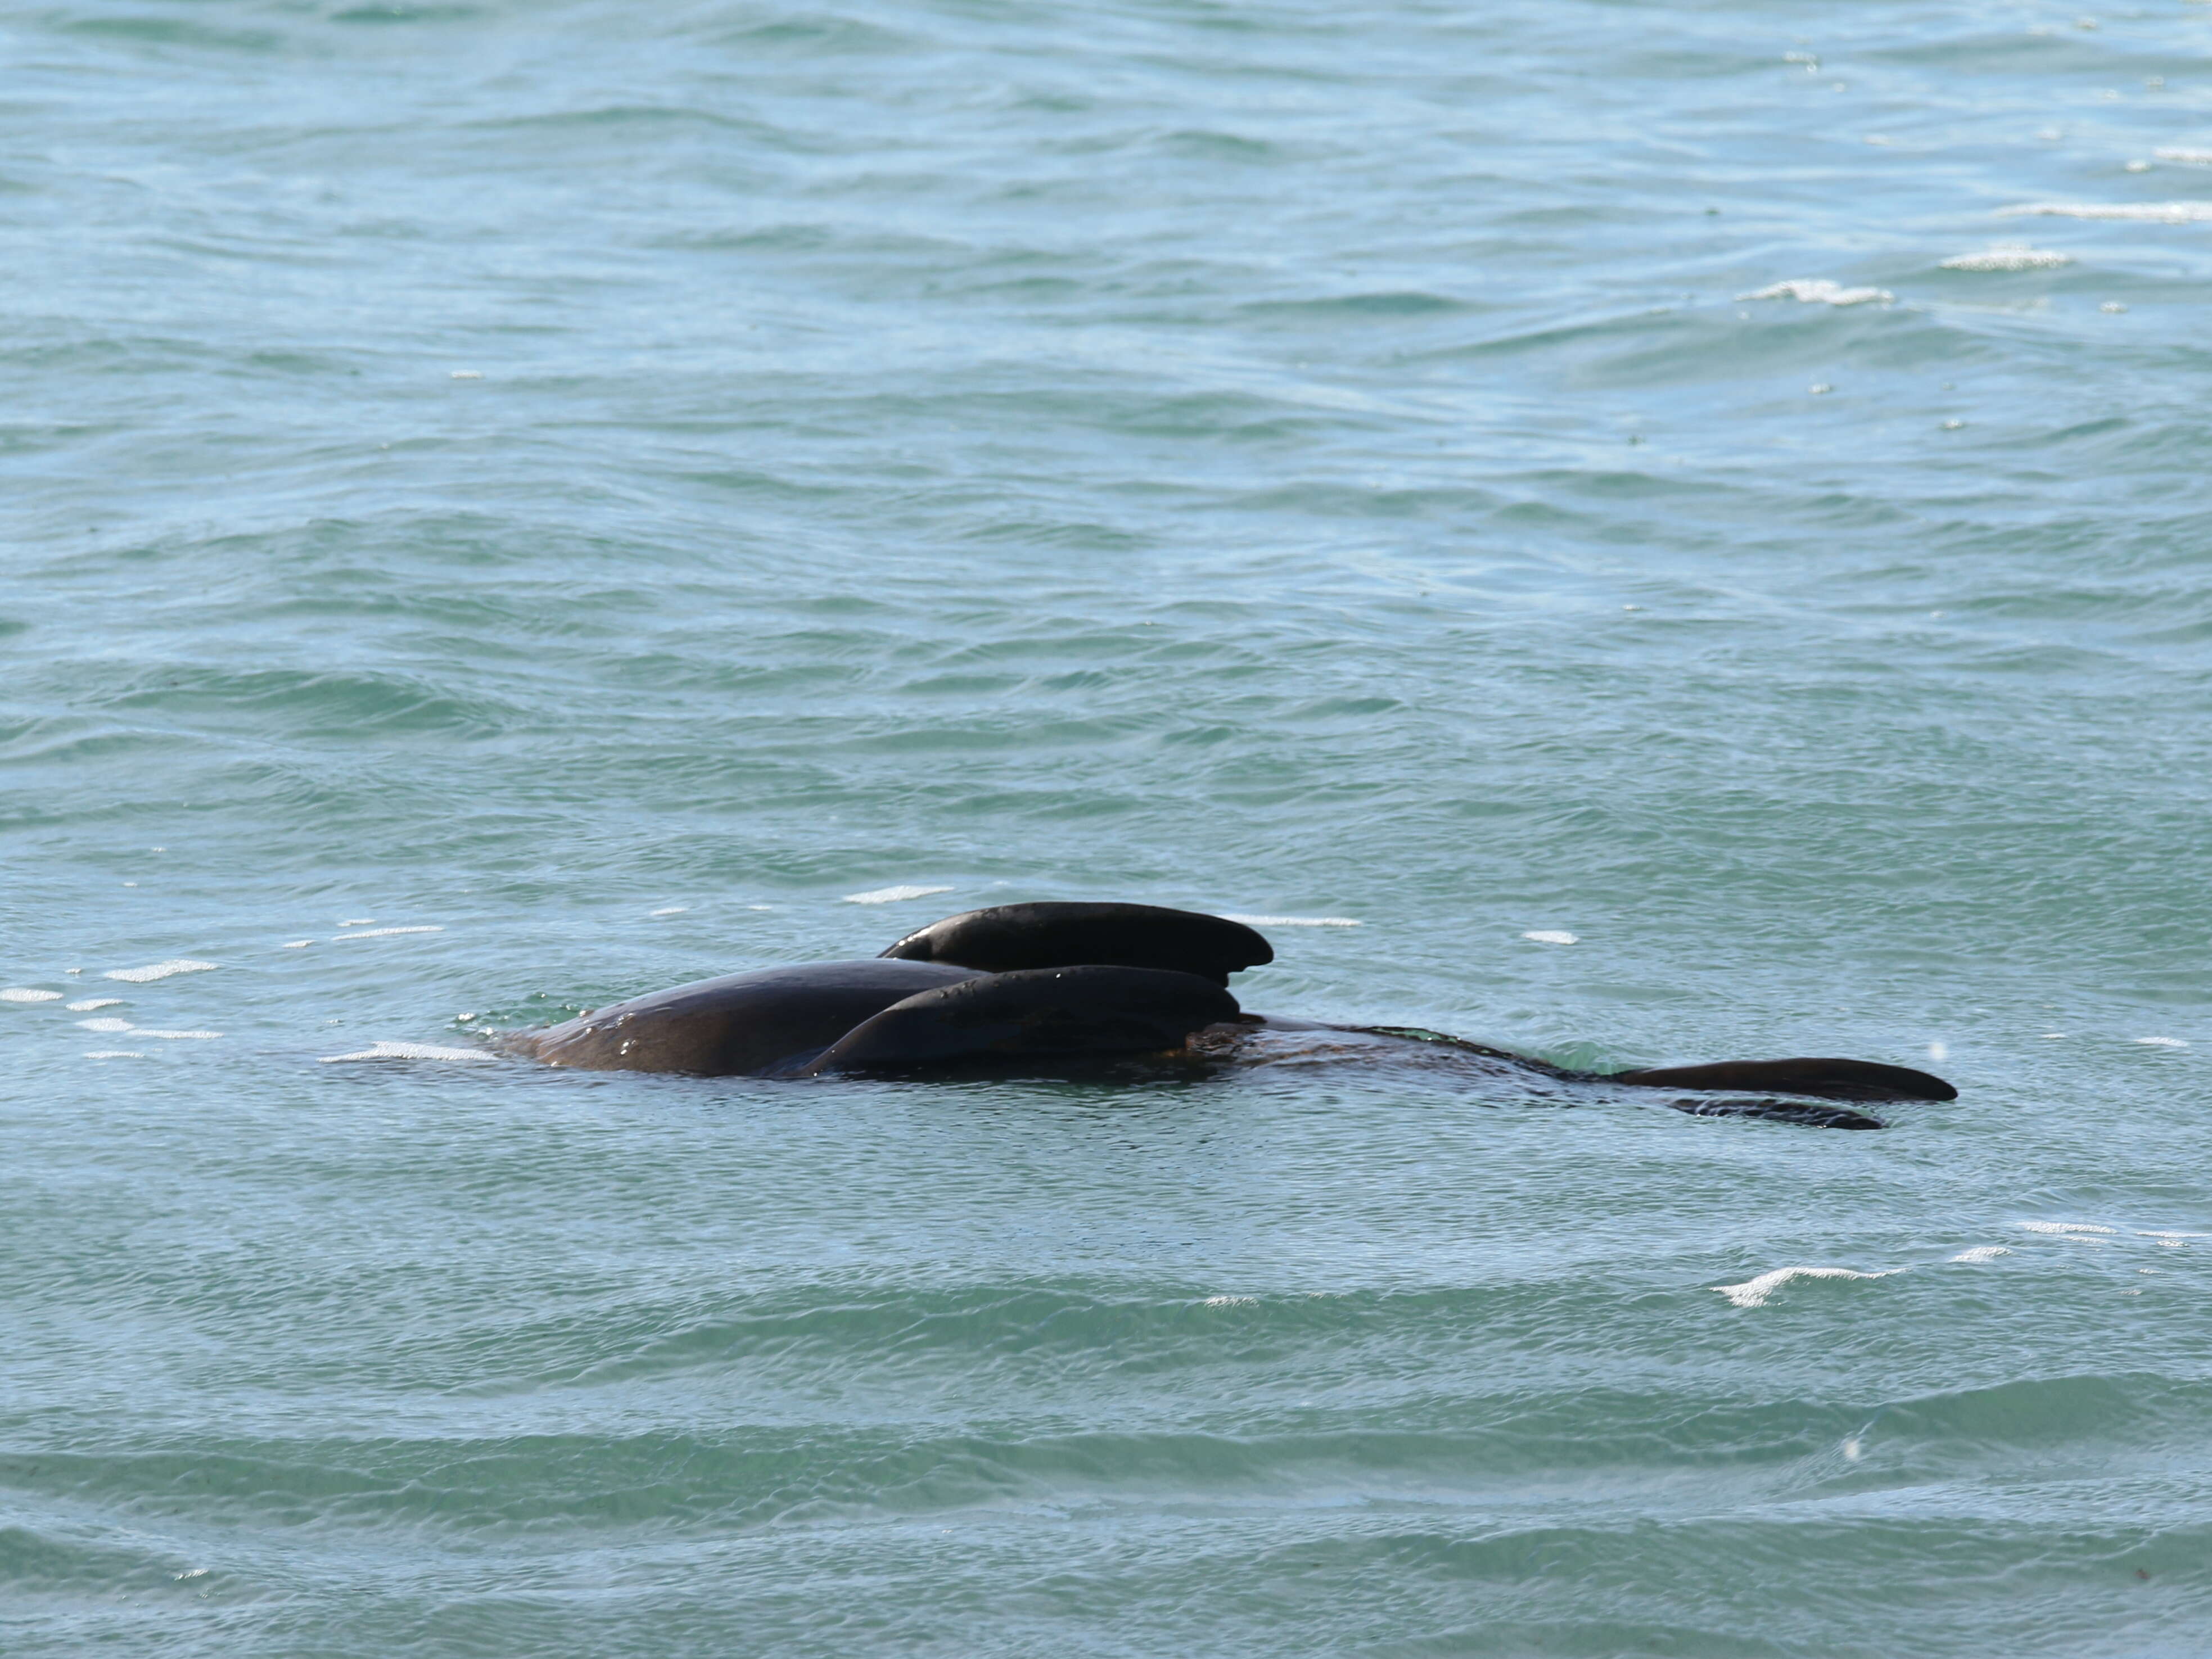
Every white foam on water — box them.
[1224,914,1361,927]
[1929,1041,1949,1061]
[1949,1246,2011,1263]
[2017,1220,2116,1235]
[1740,279,1894,305]
[1522,930,1578,945]
[2154,147,2212,165]
[1999,200,2212,222]
[1714,1266,1901,1309]
[1202,1295,1257,1307]
[137,1029,222,1040]
[319,1040,495,1063]
[77,1018,134,1032]
[1939,246,2072,271]
[282,940,315,948]
[65,998,122,1011]
[450,369,482,379]
[84,1050,146,1059]
[330,926,443,939]
[1841,1436,1864,1461]
[842,885,954,905]
[104,960,218,983]
[338,918,377,927]
[2138,1231,2209,1239]
[2136,1036,2187,1047]
[1,988,64,1002]
[650,906,690,916]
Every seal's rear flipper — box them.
[880,902,1272,987]
[802,965,1240,1075]
[1665,1096,1886,1131]
[1613,1057,1955,1104]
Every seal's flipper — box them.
[1663,1096,1886,1131]
[879,902,1272,987]
[1613,1057,1955,1104]
[802,965,1240,1075]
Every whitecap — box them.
[1714,1266,1900,1308]
[1202,1295,1257,1307]
[1949,1246,2011,1263]
[77,1017,134,1032]
[1223,914,1361,928]
[1522,929,1578,945]
[650,906,690,917]
[319,1040,495,1063]
[2136,1036,2188,1048]
[65,998,122,1012]
[103,960,219,983]
[2017,1220,2116,1235]
[2154,147,2212,165]
[338,919,377,927]
[282,940,315,948]
[842,885,954,905]
[1939,246,2072,271]
[329,926,443,939]
[136,1029,222,1041]
[1,988,64,1002]
[84,1050,147,1059]
[1999,200,2212,223]
[1740,279,1894,306]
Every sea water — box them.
[4,0,2211,1652]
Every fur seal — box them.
[512,902,1956,1129]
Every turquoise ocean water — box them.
[6,0,2212,1651]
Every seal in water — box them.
[510,901,1956,1128]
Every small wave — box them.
[2137,1036,2188,1048]
[1,987,64,1002]
[1949,1246,2010,1263]
[77,1018,133,1032]
[329,925,443,939]
[83,1050,146,1059]
[136,1029,222,1041]
[843,885,954,905]
[319,1040,494,1063]
[1999,200,2212,223]
[1222,914,1360,928]
[2017,1220,2116,1235]
[1939,246,2071,271]
[1714,1266,1900,1308]
[103,959,218,983]
[1522,930,1578,945]
[1740,279,1893,306]
[2154,147,2212,165]
[65,998,121,1011]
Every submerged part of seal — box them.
[879,901,1272,987]
[802,966,1242,1076]
[516,958,982,1076]
[1610,1057,1956,1103]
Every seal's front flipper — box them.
[1613,1057,1955,1104]
[1663,1096,1886,1130]
[879,903,1272,987]
[802,965,1240,1075]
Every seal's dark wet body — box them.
[514,902,1956,1128]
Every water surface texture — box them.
[6,0,2212,1652]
